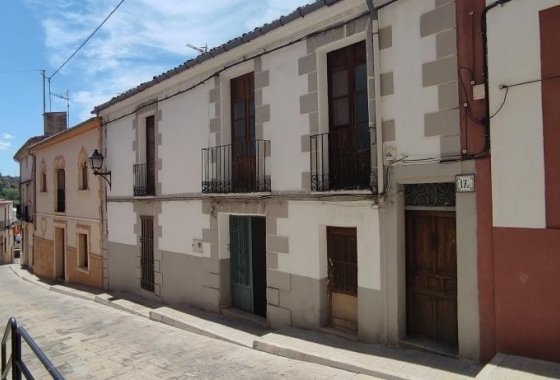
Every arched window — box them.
[40,161,47,193]
[78,148,89,190]
[54,157,65,213]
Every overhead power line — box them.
[0,69,43,75]
[49,0,126,79]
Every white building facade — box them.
[97,0,481,360]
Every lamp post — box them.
[89,149,111,189]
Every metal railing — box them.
[202,139,271,194]
[1,317,63,380]
[310,127,375,192]
[133,162,155,196]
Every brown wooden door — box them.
[327,227,358,332]
[406,210,458,346]
[146,115,155,195]
[231,73,255,192]
[327,41,370,190]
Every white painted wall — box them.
[487,0,559,228]
[277,201,381,290]
[159,83,210,195]
[106,117,135,197]
[159,200,209,257]
[262,41,309,191]
[107,202,136,245]
[381,0,440,161]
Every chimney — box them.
[44,112,67,136]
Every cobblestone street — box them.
[0,265,375,379]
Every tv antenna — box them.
[50,90,70,128]
[186,43,208,54]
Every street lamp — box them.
[89,149,112,189]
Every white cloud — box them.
[0,140,12,152]
[26,0,312,122]
[2,134,14,140]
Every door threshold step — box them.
[318,326,359,341]
[221,307,268,327]
[399,336,458,359]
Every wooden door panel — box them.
[406,210,458,346]
[437,298,458,344]
[410,215,433,273]
[412,294,434,338]
[230,215,253,313]
[436,216,457,276]
[327,227,358,332]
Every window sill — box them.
[77,266,89,274]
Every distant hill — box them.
[0,174,19,204]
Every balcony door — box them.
[56,169,65,212]
[327,41,370,190]
[146,115,156,195]
[231,73,255,192]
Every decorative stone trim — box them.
[420,1,460,154]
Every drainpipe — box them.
[30,150,37,270]
[365,0,384,195]
[366,0,387,343]
[481,0,512,153]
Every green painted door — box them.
[230,215,253,313]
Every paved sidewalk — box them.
[8,264,560,379]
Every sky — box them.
[0,0,312,176]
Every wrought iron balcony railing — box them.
[202,139,271,194]
[310,126,375,192]
[133,162,156,196]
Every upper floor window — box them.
[133,115,156,196]
[40,162,47,193]
[80,163,88,190]
[78,149,89,190]
[56,168,65,213]
[311,41,372,191]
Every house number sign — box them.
[455,174,475,192]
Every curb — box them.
[253,338,411,380]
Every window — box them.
[56,169,65,212]
[327,40,370,189]
[230,72,256,192]
[140,216,154,292]
[80,162,88,190]
[78,233,88,269]
[40,170,47,192]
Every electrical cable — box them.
[489,85,509,118]
[99,11,371,126]
[50,0,126,79]
[0,69,42,74]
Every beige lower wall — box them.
[33,236,54,280]
[66,247,103,289]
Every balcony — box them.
[202,140,270,194]
[22,206,33,223]
[133,162,156,196]
[310,126,375,192]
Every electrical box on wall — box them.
[192,239,203,253]
[473,84,486,100]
